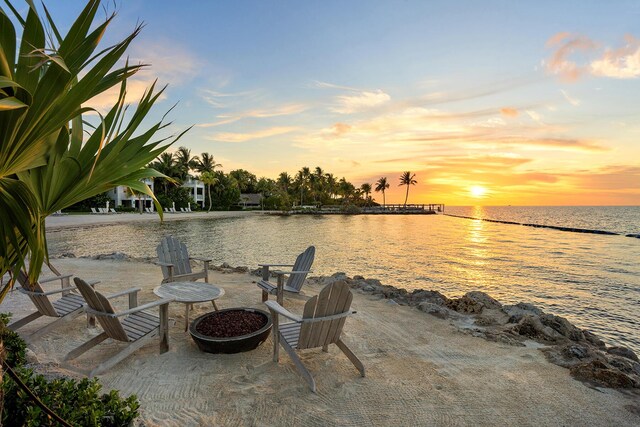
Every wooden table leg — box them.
[211,300,219,311]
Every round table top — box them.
[153,281,225,303]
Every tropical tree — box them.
[360,183,372,207]
[277,171,292,193]
[0,1,187,300]
[229,169,257,193]
[200,171,218,212]
[375,177,390,207]
[150,152,179,194]
[174,146,198,180]
[195,152,221,174]
[398,171,417,207]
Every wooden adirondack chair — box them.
[265,281,365,392]
[65,278,173,377]
[8,270,99,343]
[257,246,315,305]
[156,236,211,284]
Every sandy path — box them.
[3,258,638,426]
[45,210,259,230]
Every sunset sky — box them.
[42,1,640,205]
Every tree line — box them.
[144,147,419,211]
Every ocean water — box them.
[46,207,640,354]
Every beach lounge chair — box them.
[156,235,211,283]
[65,278,172,377]
[257,246,315,305]
[164,207,170,213]
[8,271,99,342]
[265,281,364,392]
[109,208,118,214]
[90,207,100,214]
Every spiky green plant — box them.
[0,0,188,301]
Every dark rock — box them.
[465,291,502,309]
[409,290,447,306]
[503,303,544,323]
[446,295,485,314]
[608,357,640,376]
[512,315,563,342]
[570,360,639,389]
[365,278,383,287]
[353,275,364,280]
[94,252,128,260]
[58,252,76,258]
[539,314,584,342]
[475,315,496,326]
[583,330,606,349]
[607,346,639,362]
[220,262,231,269]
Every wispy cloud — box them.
[545,33,640,81]
[560,89,580,106]
[201,89,262,108]
[331,90,391,114]
[315,80,391,114]
[500,108,519,117]
[198,103,308,127]
[207,126,298,143]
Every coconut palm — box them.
[175,146,198,180]
[375,177,390,207]
[277,172,292,193]
[200,171,219,212]
[398,172,417,207]
[195,152,221,174]
[0,1,187,300]
[360,183,372,207]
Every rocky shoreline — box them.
[52,252,640,391]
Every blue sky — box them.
[30,1,640,204]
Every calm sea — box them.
[46,206,640,354]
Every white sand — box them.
[3,257,639,427]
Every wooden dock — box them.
[286,203,445,215]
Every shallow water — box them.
[46,210,640,354]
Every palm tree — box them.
[175,146,198,180]
[398,172,417,207]
[277,172,292,193]
[0,0,186,300]
[200,171,219,212]
[375,177,390,207]
[195,152,222,174]
[150,152,179,194]
[360,183,372,207]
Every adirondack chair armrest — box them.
[264,301,303,322]
[19,285,79,297]
[190,257,212,262]
[113,297,175,318]
[39,274,73,284]
[272,270,312,275]
[154,261,174,267]
[104,287,142,300]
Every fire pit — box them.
[189,308,272,354]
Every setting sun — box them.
[470,186,488,198]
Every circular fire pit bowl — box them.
[189,308,272,354]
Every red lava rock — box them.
[195,310,267,338]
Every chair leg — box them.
[322,344,329,353]
[26,311,81,343]
[272,314,280,362]
[89,333,157,378]
[261,290,268,302]
[65,332,109,361]
[336,339,365,377]
[8,312,42,331]
[281,339,316,393]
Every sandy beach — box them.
[4,249,640,426]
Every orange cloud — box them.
[207,126,298,143]
[545,32,596,82]
[590,35,640,79]
[500,108,519,118]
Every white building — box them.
[183,177,206,208]
[108,177,206,210]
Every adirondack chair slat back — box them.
[297,281,353,350]
[17,271,57,317]
[286,246,315,291]
[74,278,129,342]
[157,236,192,279]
